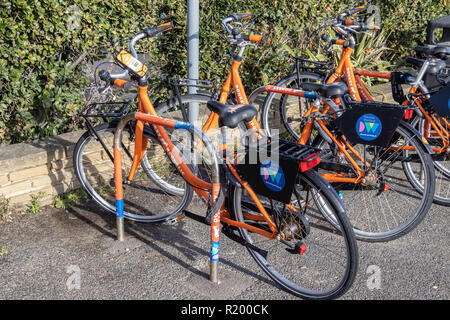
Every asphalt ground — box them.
[0,192,448,301]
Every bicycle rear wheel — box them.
[314,122,435,242]
[73,122,192,222]
[230,169,358,300]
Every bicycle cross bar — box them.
[112,112,222,282]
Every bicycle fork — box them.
[112,111,223,282]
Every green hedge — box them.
[1,0,449,143]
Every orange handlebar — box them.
[243,34,265,43]
[249,34,264,43]
[114,79,128,88]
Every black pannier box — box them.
[235,138,319,204]
[333,102,405,147]
[428,83,450,118]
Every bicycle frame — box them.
[201,58,262,134]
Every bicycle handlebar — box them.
[344,20,380,32]
[98,22,174,86]
[143,21,174,38]
[130,22,174,58]
[231,12,253,22]
[220,13,265,46]
[337,5,367,21]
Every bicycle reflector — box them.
[236,138,321,203]
[428,84,450,118]
[300,152,321,172]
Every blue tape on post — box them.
[211,241,219,262]
[174,121,193,131]
[116,199,124,218]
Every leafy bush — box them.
[1,0,449,143]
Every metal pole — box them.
[187,0,199,125]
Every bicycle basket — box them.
[428,83,450,118]
[235,138,320,203]
[333,102,405,147]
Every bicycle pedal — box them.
[285,242,307,255]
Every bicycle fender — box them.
[302,169,347,215]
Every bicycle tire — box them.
[411,115,450,206]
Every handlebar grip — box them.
[321,34,348,46]
[143,21,174,38]
[113,79,128,89]
[405,56,425,68]
[98,70,112,84]
[344,19,355,26]
[243,34,265,43]
[414,46,433,56]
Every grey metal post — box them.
[187,0,199,125]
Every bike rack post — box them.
[113,112,223,283]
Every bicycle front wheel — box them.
[230,169,358,300]
[73,122,192,223]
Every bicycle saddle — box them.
[299,82,348,98]
[206,100,258,128]
[405,57,446,75]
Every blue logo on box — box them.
[356,114,382,141]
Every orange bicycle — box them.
[148,12,435,242]
[172,8,438,243]
[75,21,359,299]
